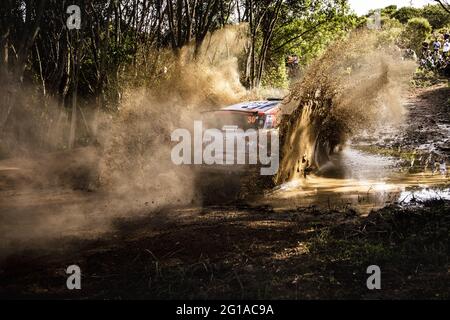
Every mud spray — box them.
[276,31,416,184]
[0,25,259,254]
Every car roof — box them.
[221,101,281,114]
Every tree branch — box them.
[272,16,334,53]
[434,0,450,14]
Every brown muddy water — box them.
[261,147,450,215]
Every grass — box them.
[305,201,450,298]
[1,201,449,299]
[411,69,445,88]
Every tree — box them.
[434,0,450,14]
[0,0,360,150]
[244,0,284,88]
[381,5,398,17]
[391,7,421,24]
[0,0,48,82]
[421,4,450,30]
[164,0,229,55]
[402,17,432,53]
[268,0,355,80]
[240,0,355,88]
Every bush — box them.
[421,4,450,30]
[392,7,422,24]
[402,17,432,53]
[377,18,404,47]
[411,68,441,87]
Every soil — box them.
[0,84,449,300]
[402,83,450,155]
[356,82,450,158]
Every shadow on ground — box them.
[0,200,448,300]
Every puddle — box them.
[262,147,450,215]
[399,188,450,204]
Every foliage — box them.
[421,4,450,30]
[402,18,432,53]
[377,19,404,47]
[380,5,398,17]
[261,57,289,89]
[377,3,450,30]
[391,7,422,24]
[411,68,443,87]
[267,0,357,84]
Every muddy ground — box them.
[356,82,450,160]
[0,84,449,299]
[0,202,448,299]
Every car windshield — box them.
[203,111,265,130]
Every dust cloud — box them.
[0,25,254,255]
[97,24,252,203]
[276,31,416,184]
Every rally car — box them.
[195,99,282,204]
[205,98,282,131]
